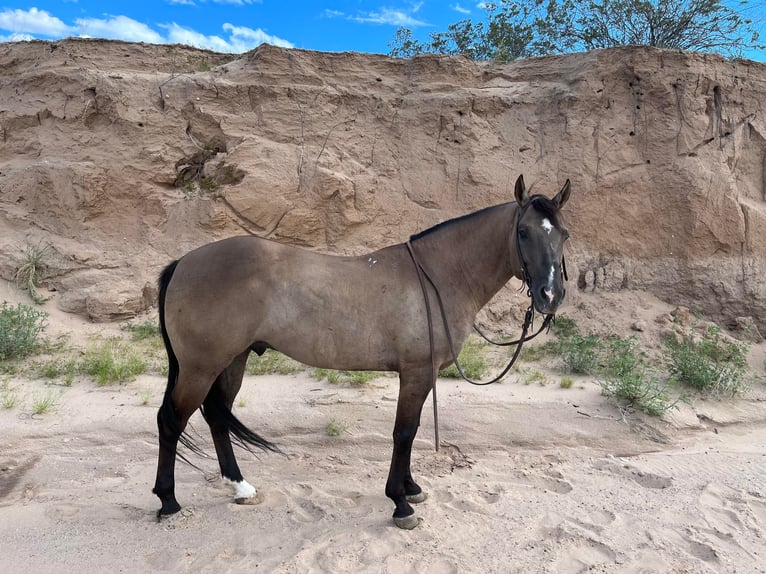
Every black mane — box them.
[409,202,513,241]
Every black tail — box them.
[201,383,282,455]
[156,259,280,461]
[156,260,207,464]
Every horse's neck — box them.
[416,203,519,314]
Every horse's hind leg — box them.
[153,368,216,518]
[385,366,434,529]
[202,351,260,504]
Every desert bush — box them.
[120,320,161,341]
[311,368,382,386]
[246,349,304,376]
[665,325,750,396]
[13,243,52,305]
[0,301,48,360]
[440,336,488,379]
[599,336,679,416]
[560,333,604,374]
[80,337,147,386]
[325,417,348,437]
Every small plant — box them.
[139,389,152,406]
[237,397,247,408]
[560,334,603,375]
[35,356,78,386]
[559,377,574,389]
[326,417,347,437]
[599,336,679,416]
[12,243,51,305]
[31,389,57,415]
[120,320,161,341]
[440,337,487,379]
[551,315,578,339]
[80,337,147,386]
[0,301,48,361]
[1,381,18,409]
[312,368,381,386]
[246,350,304,376]
[523,370,548,385]
[665,325,750,397]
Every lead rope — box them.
[406,239,553,451]
[405,240,440,451]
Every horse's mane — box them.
[409,195,564,242]
[409,202,513,241]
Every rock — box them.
[671,306,691,327]
[631,320,647,332]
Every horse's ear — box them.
[514,174,529,207]
[553,179,571,209]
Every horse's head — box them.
[513,175,571,315]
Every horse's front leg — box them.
[385,366,434,529]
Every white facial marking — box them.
[545,266,556,302]
[223,477,256,499]
[541,218,553,234]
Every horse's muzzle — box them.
[532,284,566,315]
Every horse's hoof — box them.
[406,491,427,504]
[393,514,421,530]
[235,491,264,506]
[156,500,181,521]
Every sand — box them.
[1,288,765,573]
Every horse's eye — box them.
[518,228,528,239]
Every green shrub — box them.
[325,417,347,437]
[13,243,52,305]
[246,349,304,376]
[560,334,603,375]
[0,302,48,360]
[311,368,381,386]
[665,325,750,396]
[599,337,679,416]
[120,320,161,341]
[559,377,574,389]
[80,337,147,386]
[440,337,487,379]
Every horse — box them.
[152,174,571,529]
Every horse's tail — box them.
[156,260,207,462]
[201,383,282,455]
[157,259,280,459]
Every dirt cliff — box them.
[1,39,764,331]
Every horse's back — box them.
[163,235,421,372]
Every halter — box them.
[406,200,566,450]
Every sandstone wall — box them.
[0,40,764,329]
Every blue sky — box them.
[0,1,480,54]
[0,1,763,61]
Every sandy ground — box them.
[1,287,766,573]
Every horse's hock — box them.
[0,40,765,331]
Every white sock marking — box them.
[223,477,256,499]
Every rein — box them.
[405,203,563,451]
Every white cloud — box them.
[163,22,292,52]
[0,7,292,53]
[222,23,293,49]
[0,32,35,43]
[324,6,429,27]
[452,3,471,15]
[76,16,164,43]
[0,7,73,37]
